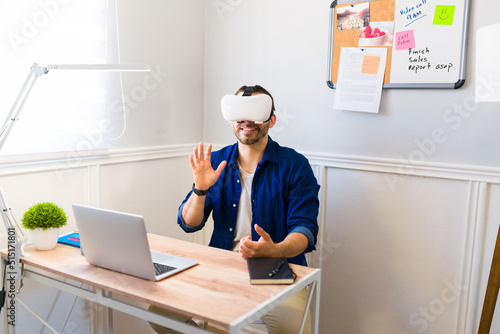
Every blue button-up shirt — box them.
[177,137,320,266]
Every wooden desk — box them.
[2,234,321,334]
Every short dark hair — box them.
[235,85,275,114]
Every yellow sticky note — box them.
[361,55,381,75]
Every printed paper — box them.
[333,47,387,113]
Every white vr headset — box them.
[221,86,274,124]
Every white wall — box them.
[204,0,500,333]
[322,169,470,333]
[108,0,206,149]
[0,0,205,332]
[0,0,205,155]
[204,0,500,168]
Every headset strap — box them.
[242,86,255,96]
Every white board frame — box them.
[326,0,471,89]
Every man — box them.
[151,85,320,334]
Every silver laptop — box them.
[72,204,198,281]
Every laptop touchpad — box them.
[151,252,176,263]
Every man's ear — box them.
[268,114,277,128]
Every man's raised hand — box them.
[189,143,226,191]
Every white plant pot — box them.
[31,228,59,251]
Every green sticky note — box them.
[433,5,455,25]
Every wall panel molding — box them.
[304,152,500,185]
[8,145,492,187]
[0,144,196,177]
[459,182,489,333]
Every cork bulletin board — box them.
[327,0,471,89]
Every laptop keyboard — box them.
[154,262,177,276]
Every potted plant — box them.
[22,202,67,250]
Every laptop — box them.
[72,204,198,281]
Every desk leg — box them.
[1,304,13,334]
[106,291,113,334]
[1,309,5,334]
[298,279,321,334]
[1,293,8,334]
[93,288,113,334]
[311,279,321,334]
[2,258,15,334]
[89,287,108,334]
[89,286,97,334]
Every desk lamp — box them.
[0,63,150,151]
[0,62,150,257]
[0,63,150,333]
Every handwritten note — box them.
[397,0,430,27]
[395,29,415,50]
[361,55,381,74]
[390,0,463,84]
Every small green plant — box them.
[22,202,67,231]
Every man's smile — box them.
[238,123,259,134]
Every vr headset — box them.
[221,86,274,124]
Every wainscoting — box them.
[1,145,500,333]
[0,145,198,333]
[306,153,500,334]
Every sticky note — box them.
[361,55,380,75]
[395,29,415,50]
[433,5,455,25]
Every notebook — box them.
[72,204,198,281]
[58,231,81,248]
[246,257,296,285]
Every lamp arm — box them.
[0,62,148,152]
[0,63,48,151]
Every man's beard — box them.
[234,123,269,145]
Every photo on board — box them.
[359,21,395,47]
[337,2,370,31]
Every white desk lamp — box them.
[0,63,150,333]
[0,62,150,151]
[0,62,150,257]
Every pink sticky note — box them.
[395,30,415,50]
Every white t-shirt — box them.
[231,164,254,251]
